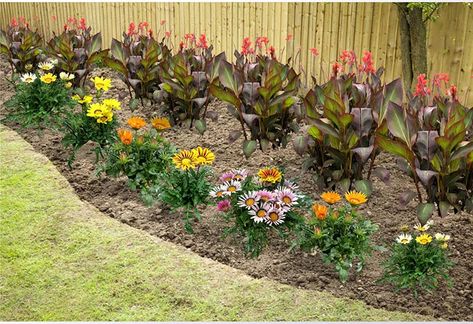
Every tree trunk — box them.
[396,3,428,91]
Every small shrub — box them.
[157,147,215,232]
[4,69,75,128]
[381,220,453,297]
[47,17,109,88]
[61,76,119,166]
[294,191,378,282]
[210,167,309,257]
[0,17,43,74]
[99,116,174,205]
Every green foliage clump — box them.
[99,125,175,205]
[381,222,453,297]
[4,72,75,129]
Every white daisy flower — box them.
[248,202,271,223]
[223,180,242,195]
[38,61,54,71]
[231,169,249,181]
[396,233,412,244]
[20,73,37,83]
[209,185,226,198]
[237,191,259,209]
[60,72,75,80]
[434,233,450,241]
[414,223,430,232]
[265,207,286,226]
[255,190,274,203]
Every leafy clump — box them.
[294,191,378,282]
[4,69,75,129]
[210,167,309,257]
[99,117,175,205]
[157,147,215,232]
[381,221,453,297]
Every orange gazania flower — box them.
[257,167,282,184]
[127,116,147,129]
[312,204,328,221]
[151,116,171,131]
[118,129,133,145]
[345,191,368,205]
[320,191,341,205]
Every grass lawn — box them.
[0,125,429,321]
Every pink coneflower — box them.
[256,190,274,203]
[276,188,298,206]
[217,200,231,212]
[231,169,248,181]
[219,171,235,183]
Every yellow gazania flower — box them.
[192,147,215,165]
[151,116,171,131]
[38,61,54,71]
[172,150,198,171]
[127,116,147,130]
[91,76,112,92]
[96,110,113,124]
[40,73,57,84]
[414,223,430,232]
[72,95,93,104]
[86,103,108,118]
[321,191,341,204]
[257,167,282,184]
[344,191,368,205]
[102,98,121,110]
[415,233,433,245]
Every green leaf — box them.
[311,119,339,138]
[307,125,323,141]
[386,102,411,146]
[103,57,129,78]
[293,135,307,156]
[450,141,473,161]
[194,119,206,135]
[354,180,373,196]
[417,203,435,225]
[218,60,239,94]
[209,84,241,109]
[242,140,257,158]
[375,134,414,163]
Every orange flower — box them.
[312,204,328,221]
[257,167,282,184]
[321,191,341,205]
[127,116,147,129]
[118,129,133,145]
[151,116,171,131]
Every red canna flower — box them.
[310,47,319,57]
[197,34,208,49]
[332,61,344,77]
[268,46,276,60]
[127,21,136,36]
[179,41,186,51]
[359,50,375,74]
[241,37,253,55]
[447,84,457,101]
[51,15,57,22]
[160,19,166,25]
[165,31,171,38]
[286,34,293,41]
[340,50,356,66]
[147,29,153,37]
[255,36,269,49]
[78,17,87,31]
[414,74,431,97]
[10,17,18,27]
[433,73,449,88]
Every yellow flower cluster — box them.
[85,99,122,124]
[172,147,215,171]
[91,76,112,92]
[396,221,451,249]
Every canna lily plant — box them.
[293,52,403,194]
[209,54,301,158]
[158,47,224,132]
[47,18,109,88]
[104,22,172,104]
[375,73,473,219]
[0,17,43,74]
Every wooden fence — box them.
[1,2,472,105]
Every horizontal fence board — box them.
[0,2,472,105]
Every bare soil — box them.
[1,61,472,320]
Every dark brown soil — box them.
[1,61,472,320]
